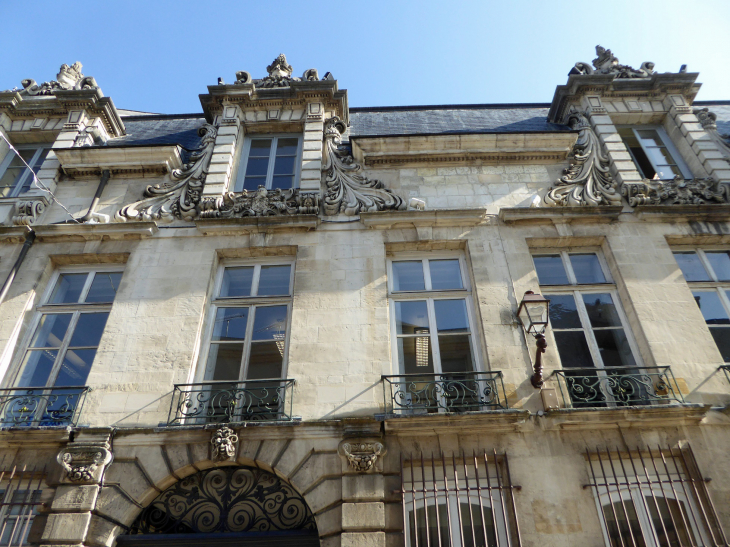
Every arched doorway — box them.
[117,466,319,547]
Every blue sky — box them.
[3,0,729,114]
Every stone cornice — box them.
[381,409,531,434]
[543,404,710,430]
[194,215,319,235]
[30,222,158,243]
[634,204,730,222]
[55,145,184,178]
[360,209,490,229]
[499,205,624,224]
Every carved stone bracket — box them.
[57,443,112,483]
[338,440,385,473]
[621,176,729,206]
[12,198,47,226]
[211,426,238,461]
[543,112,622,207]
[5,62,99,96]
[322,116,406,216]
[570,46,654,79]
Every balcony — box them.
[552,367,684,408]
[382,372,508,415]
[167,379,295,426]
[0,386,89,427]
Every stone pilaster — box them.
[203,105,242,196]
[300,102,324,192]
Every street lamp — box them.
[517,291,550,388]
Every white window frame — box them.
[673,248,730,363]
[534,250,644,372]
[618,125,693,180]
[0,144,50,198]
[233,134,303,193]
[387,253,484,376]
[4,265,123,390]
[196,259,296,383]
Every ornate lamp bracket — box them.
[339,439,385,473]
[211,426,239,461]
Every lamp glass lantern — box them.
[517,291,549,336]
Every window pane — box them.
[84,272,122,303]
[69,313,109,347]
[271,175,294,189]
[257,265,291,296]
[645,496,695,547]
[692,291,730,324]
[392,261,426,291]
[674,252,710,282]
[655,165,681,180]
[16,349,58,387]
[246,342,284,380]
[583,293,622,328]
[554,331,595,368]
[245,157,270,177]
[533,255,570,285]
[395,301,429,335]
[206,344,243,381]
[429,259,463,290]
[30,314,72,348]
[709,327,730,362]
[434,299,469,333]
[438,334,474,373]
[273,155,296,175]
[705,251,730,281]
[249,139,272,156]
[54,348,96,386]
[220,267,254,297]
[636,129,663,147]
[212,308,248,341]
[593,329,637,368]
[570,254,606,284]
[276,138,299,156]
[620,128,656,179]
[398,337,434,374]
[243,176,265,191]
[50,273,88,304]
[545,294,582,329]
[251,306,288,341]
[408,504,450,547]
[602,499,645,547]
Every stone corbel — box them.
[12,197,48,226]
[338,439,385,473]
[57,443,113,484]
[211,426,238,461]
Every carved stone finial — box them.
[267,54,293,78]
[621,175,729,206]
[8,62,98,96]
[322,116,406,216]
[694,107,718,130]
[339,441,385,472]
[543,111,622,207]
[57,444,112,483]
[211,426,238,461]
[569,46,654,79]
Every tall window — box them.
[673,249,730,362]
[5,269,122,426]
[0,145,50,198]
[0,469,46,547]
[201,262,294,383]
[234,136,302,192]
[618,127,692,181]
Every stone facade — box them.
[0,50,728,547]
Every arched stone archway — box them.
[117,465,320,546]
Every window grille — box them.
[399,450,521,547]
[0,466,46,547]
[586,445,727,547]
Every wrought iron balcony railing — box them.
[552,367,684,408]
[382,372,508,415]
[167,379,295,426]
[0,386,89,427]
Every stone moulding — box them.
[12,198,47,226]
[211,426,238,461]
[322,116,406,216]
[338,440,385,472]
[543,112,622,207]
[570,45,655,79]
[622,176,730,206]
[57,443,113,483]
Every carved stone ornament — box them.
[339,440,385,472]
[322,116,406,216]
[199,187,319,218]
[211,426,238,461]
[230,54,321,88]
[4,62,99,96]
[57,444,112,483]
[570,46,655,79]
[694,107,730,161]
[12,199,46,226]
[621,175,729,206]
[543,112,622,207]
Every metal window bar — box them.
[382,372,508,415]
[0,387,89,428]
[552,367,684,408]
[399,450,521,547]
[167,379,295,426]
[585,445,728,547]
[0,465,46,547]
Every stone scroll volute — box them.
[338,439,386,473]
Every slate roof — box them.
[108,115,207,150]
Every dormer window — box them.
[618,126,692,180]
[0,144,50,198]
[234,135,302,192]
